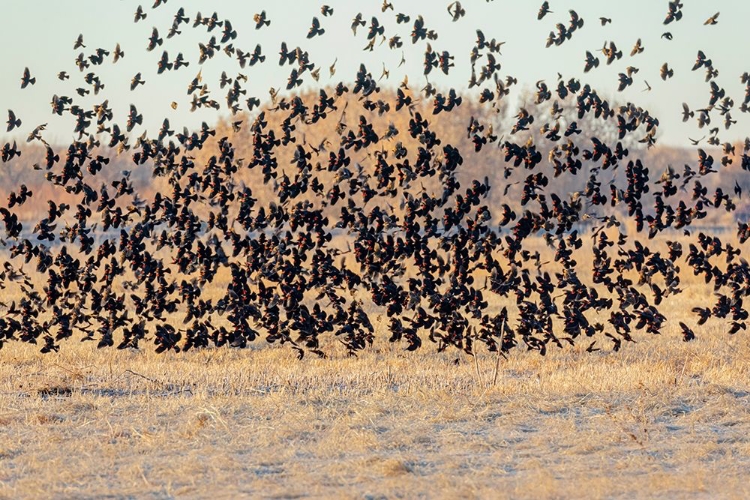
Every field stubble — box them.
[1,323,749,499]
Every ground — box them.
[1,322,749,499]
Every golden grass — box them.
[1,319,749,499]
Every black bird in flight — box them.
[254,10,270,29]
[147,27,162,51]
[308,17,325,38]
[134,5,147,22]
[538,1,552,20]
[6,110,21,132]
[447,2,466,22]
[679,322,695,341]
[20,67,35,88]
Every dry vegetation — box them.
[1,333,749,499]
[2,249,749,499]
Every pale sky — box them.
[0,0,747,147]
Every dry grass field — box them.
[1,303,749,499]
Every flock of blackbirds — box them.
[1,1,749,358]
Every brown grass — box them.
[1,316,749,499]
